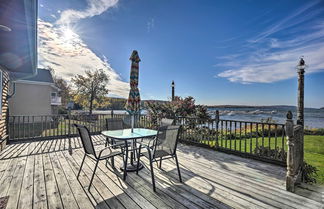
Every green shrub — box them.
[301,162,318,184]
[254,145,286,161]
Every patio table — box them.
[101,128,157,176]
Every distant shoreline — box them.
[206,105,322,110]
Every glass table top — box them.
[101,128,157,140]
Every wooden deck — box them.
[0,135,323,209]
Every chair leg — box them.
[105,137,109,147]
[136,146,142,175]
[111,156,115,169]
[89,160,99,191]
[159,157,162,169]
[149,159,156,192]
[77,154,86,179]
[174,153,182,182]
[123,145,128,180]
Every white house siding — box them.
[9,82,56,116]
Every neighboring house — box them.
[0,0,38,150]
[9,69,62,116]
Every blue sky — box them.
[38,0,324,108]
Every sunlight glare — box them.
[62,28,74,41]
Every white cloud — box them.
[37,0,130,97]
[147,18,155,33]
[218,43,324,83]
[50,14,57,19]
[217,1,324,84]
[56,0,118,25]
[38,19,129,98]
[249,1,322,43]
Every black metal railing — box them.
[8,113,287,165]
[9,113,127,141]
[176,117,287,165]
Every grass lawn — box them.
[303,135,324,185]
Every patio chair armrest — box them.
[98,144,123,158]
[136,137,156,149]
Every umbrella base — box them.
[121,162,144,172]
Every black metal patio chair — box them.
[136,125,182,192]
[160,118,174,126]
[74,124,124,191]
[105,118,130,148]
[140,118,174,146]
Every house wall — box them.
[0,69,9,152]
[9,82,54,116]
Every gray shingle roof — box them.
[22,68,54,83]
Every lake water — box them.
[93,106,324,129]
[207,106,324,129]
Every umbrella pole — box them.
[131,114,134,133]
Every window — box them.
[51,92,57,98]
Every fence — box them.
[8,112,287,165]
[8,113,125,141]
[177,116,287,165]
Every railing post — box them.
[68,108,72,155]
[68,110,71,137]
[215,110,220,148]
[285,111,295,192]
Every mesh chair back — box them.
[106,118,124,130]
[123,114,138,128]
[160,118,174,126]
[74,124,96,156]
[154,125,181,157]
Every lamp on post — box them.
[296,57,306,127]
[171,80,175,101]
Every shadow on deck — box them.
[0,135,323,209]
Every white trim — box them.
[14,79,53,85]
[14,80,60,91]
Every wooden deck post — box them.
[286,112,304,192]
[297,58,305,127]
[296,58,305,166]
[285,111,295,192]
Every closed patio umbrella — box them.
[125,50,141,132]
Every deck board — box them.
[0,135,323,209]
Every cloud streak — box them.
[56,0,118,25]
[147,18,155,33]
[217,1,324,84]
[37,0,130,97]
[38,19,129,97]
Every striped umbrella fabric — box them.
[125,50,141,114]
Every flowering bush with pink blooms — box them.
[144,96,210,127]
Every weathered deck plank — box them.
[0,136,323,209]
[33,153,47,209]
[43,153,64,209]
[53,151,94,209]
[48,152,80,209]
[61,150,111,209]
[4,141,29,209]
[17,142,35,209]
